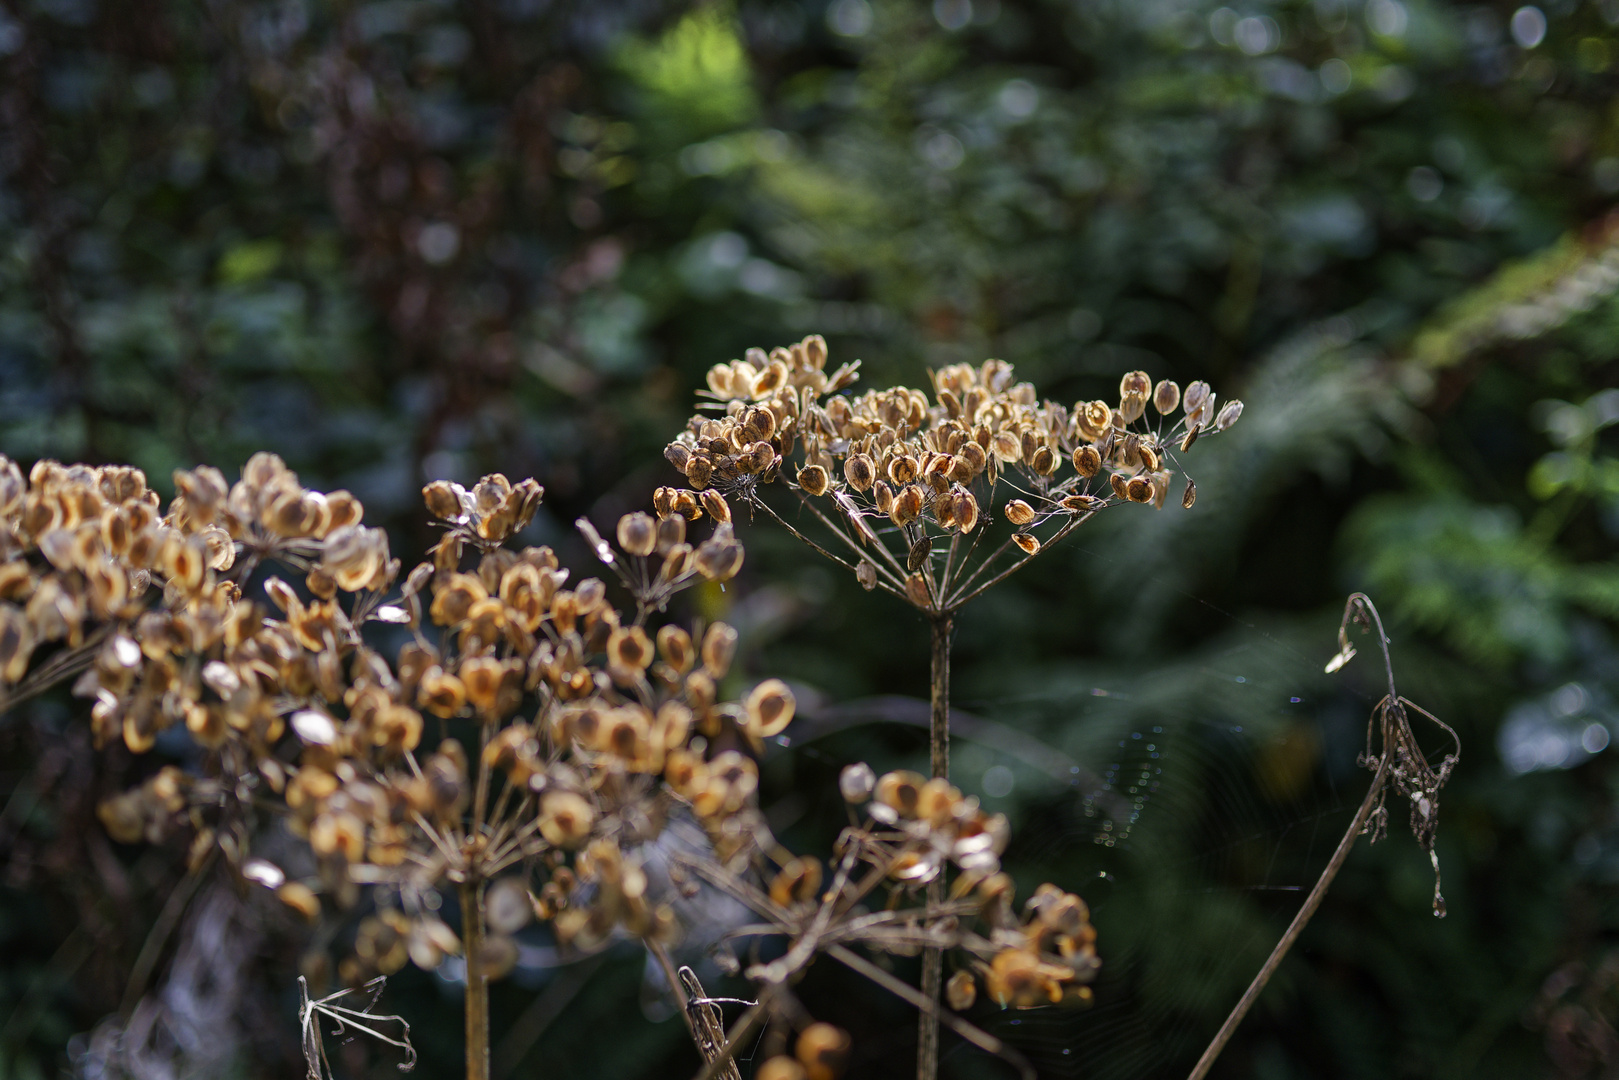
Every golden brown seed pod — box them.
[1109,473,1129,500]
[1182,479,1197,509]
[797,464,829,496]
[1180,424,1201,453]
[891,485,923,527]
[1005,499,1036,526]
[617,512,657,557]
[873,479,895,515]
[422,480,461,520]
[856,560,878,591]
[802,333,828,369]
[702,622,738,677]
[277,882,321,922]
[1153,379,1181,415]
[608,626,655,672]
[1125,476,1154,503]
[745,678,796,737]
[768,856,823,908]
[888,455,918,485]
[1030,445,1057,476]
[953,489,979,534]
[664,442,692,475]
[796,1023,851,1080]
[904,572,930,608]
[1013,533,1041,555]
[947,970,978,1011]
[418,669,468,719]
[670,489,702,522]
[992,430,1021,462]
[876,770,925,817]
[958,439,986,475]
[694,531,744,581]
[685,455,714,490]
[652,485,678,518]
[699,489,732,524]
[844,454,876,492]
[657,625,694,673]
[757,1058,808,1080]
[1217,398,1244,431]
[1072,445,1102,478]
[537,791,596,848]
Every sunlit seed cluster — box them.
[662,336,1241,611]
[3,442,1110,1063]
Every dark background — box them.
[2,0,1617,1077]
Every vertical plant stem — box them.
[1185,750,1393,1080]
[917,611,952,1080]
[461,877,490,1080]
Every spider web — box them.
[938,612,1391,1080]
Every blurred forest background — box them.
[1,0,1618,1077]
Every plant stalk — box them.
[461,878,490,1080]
[1185,749,1393,1080]
[917,612,952,1080]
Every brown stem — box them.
[917,612,951,1080]
[1185,749,1393,1080]
[461,878,490,1080]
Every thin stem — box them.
[460,878,490,1080]
[1185,748,1393,1080]
[759,498,906,598]
[828,945,1035,1080]
[917,612,952,1080]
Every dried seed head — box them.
[1072,445,1102,478]
[947,970,977,1011]
[656,513,687,553]
[768,856,823,908]
[608,626,655,672]
[891,486,923,527]
[1125,476,1154,503]
[745,678,797,738]
[277,882,321,922]
[797,464,829,497]
[1029,445,1057,476]
[844,454,876,492]
[1109,473,1129,500]
[904,572,930,608]
[872,480,895,515]
[1075,400,1112,441]
[1216,398,1244,431]
[1182,480,1197,509]
[1005,499,1036,526]
[702,622,738,677]
[538,791,596,849]
[1153,379,1181,414]
[1012,533,1040,555]
[699,489,731,524]
[617,512,657,557]
[657,625,694,673]
[875,770,925,818]
[840,762,877,803]
[694,529,745,581]
[1179,424,1201,453]
[888,455,919,485]
[856,560,878,591]
[664,442,693,475]
[423,480,461,520]
[757,1059,808,1080]
[907,533,932,573]
[796,1023,851,1080]
[685,455,714,490]
[952,489,979,534]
